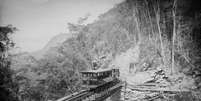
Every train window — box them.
[92,73,95,77]
[83,80,87,84]
[83,74,86,77]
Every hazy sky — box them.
[0,0,123,52]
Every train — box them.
[56,68,121,101]
[80,68,120,90]
[80,68,121,100]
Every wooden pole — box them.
[124,80,127,100]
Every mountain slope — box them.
[11,52,38,70]
[31,33,72,59]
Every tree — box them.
[153,0,165,65]
[171,0,177,74]
[0,25,18,101]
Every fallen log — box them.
[128,84,189,93]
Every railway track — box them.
[56,81,123,101]
[56,90,92,101]
[56,68,121,101]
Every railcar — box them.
[80,68,120,89]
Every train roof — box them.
[80,68,112,73]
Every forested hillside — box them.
[10,0,201,100]
[31,33,72,59]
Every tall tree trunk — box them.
[144,0,154,38]
[171,0,177,74]
[133,5,141,43]
[154,0,165,65]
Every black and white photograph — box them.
[0,0,201,101]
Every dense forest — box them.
[1,0,201,100]
[0,25,18,101]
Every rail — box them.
[56,82,122,101]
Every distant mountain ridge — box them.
[11,33,72,70]
[31,33,72,59]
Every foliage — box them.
[11,0,201,100]
[0,25,18,101]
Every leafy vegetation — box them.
[0,25,18,101]
[9,0,201,100]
